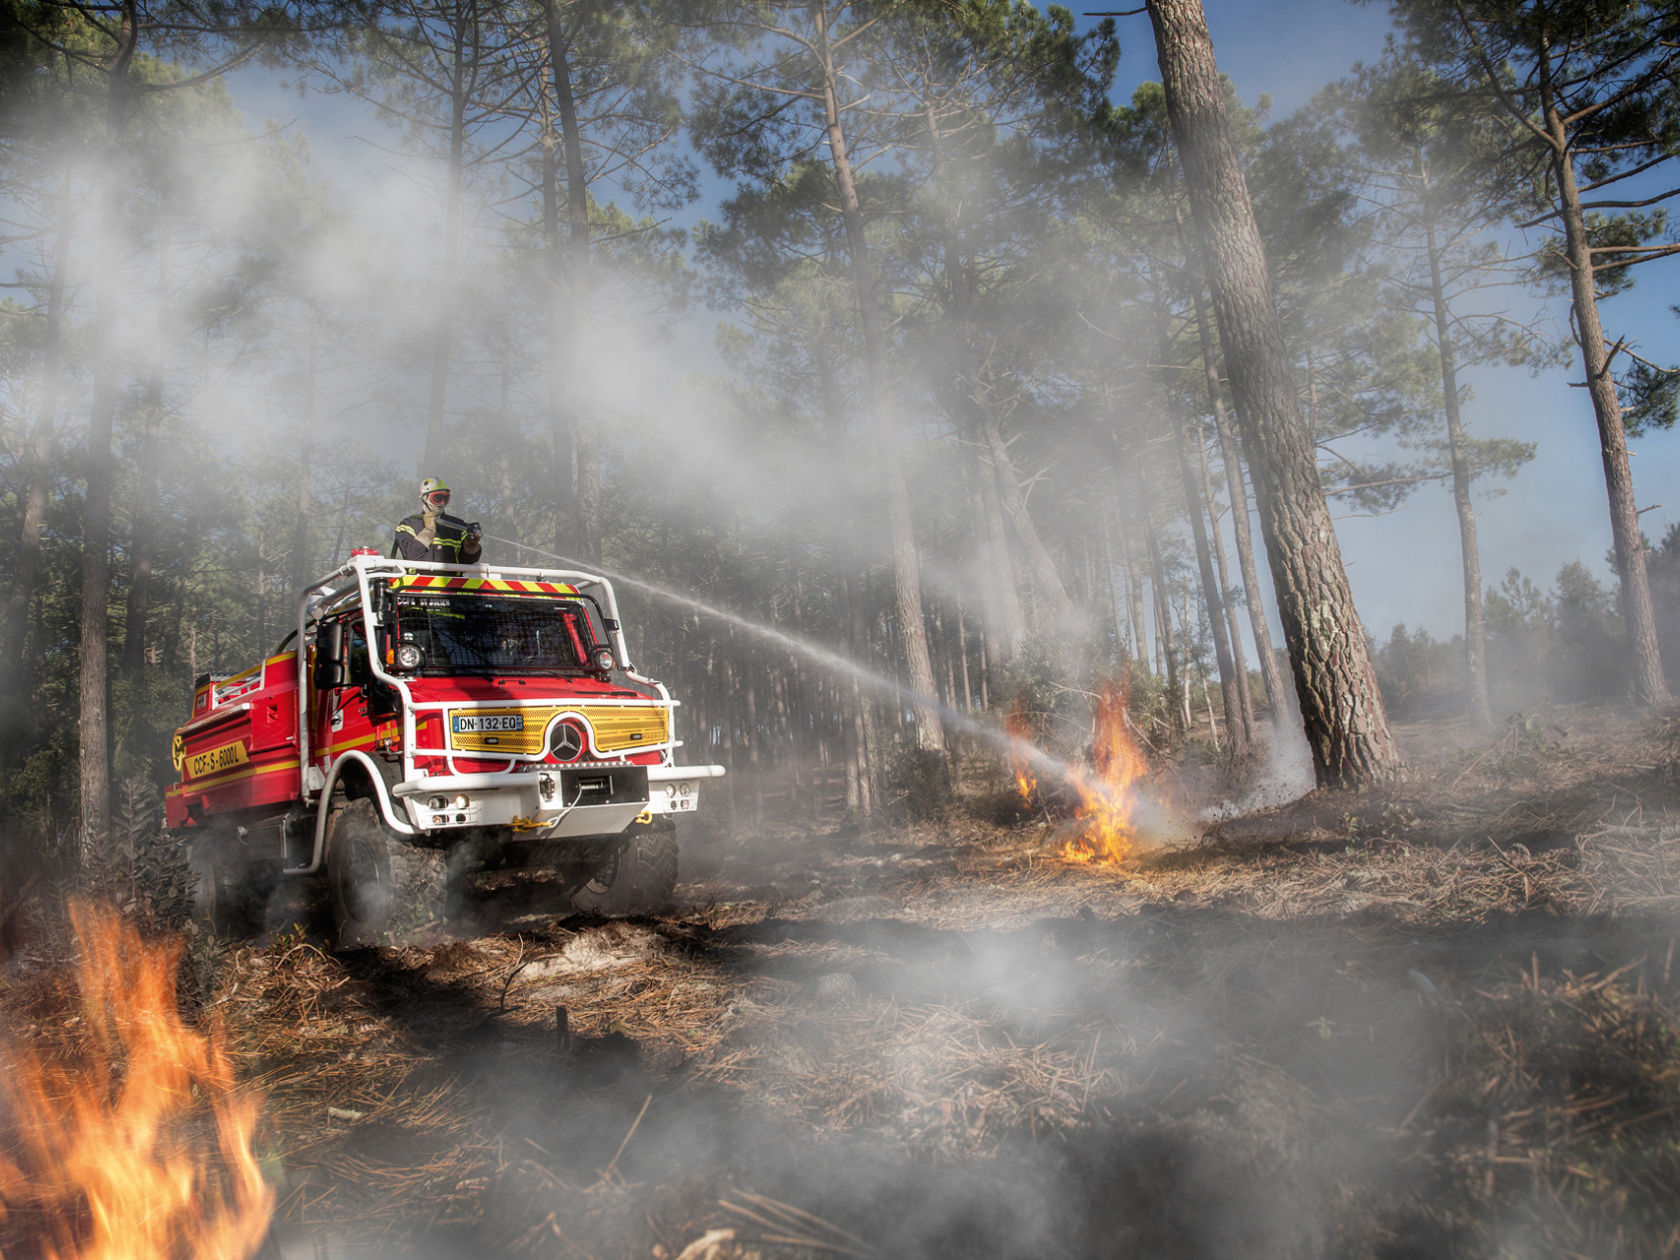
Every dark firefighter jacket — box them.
[393,513,483,564]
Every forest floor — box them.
[7,701,1680,1259]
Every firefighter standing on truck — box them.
[393,477,483,564]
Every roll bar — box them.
[293,553,634,786]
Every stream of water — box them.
[480,532,1076,781]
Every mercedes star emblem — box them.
[551,722,585,761]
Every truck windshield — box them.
[393,593,600,675]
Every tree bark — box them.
[7,172,73,682]
[81,2,139,861]
[1141,500,1183,731]
[814,3,943,753]
[1196,414,1255,740]
[1191,285,1289,724]
[290,311,318,593]
[122,225,173,676]
[818,340,875,817]
[969,434,1026,660]
[1100,507,1130,663]
[1423,204,1494,727]
[1149,0,1400,786]
[421,4,471,475]
[1160,318,1246,754]
[537,88,574,556]
[543,0,600,563]
[979,409,1075,630]
[1541,66,1671,705]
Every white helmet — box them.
[419,477,451,510]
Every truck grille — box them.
[445,703,670,756]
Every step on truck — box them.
[164,550,725,946]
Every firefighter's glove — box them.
[418,509,438,545]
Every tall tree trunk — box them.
[1148,0,1399,786]
[1196,416,1255,740]
[290,311,318,592]
[1423,205,1493,727]
[543,0,600,563]
[537,92,574,555]
[1175,208,1256,738]
[979,409,1075,629]
[1192,271,1286,718]
[1142,504,1182,731]
[817,341,874,818]
[784,541,808,792]
[422,8,470,474]
[1541,71,1671,705]
[814,3,942,753]
[122,225,173,676]
[1100,507,1130,663]
[1160,317,1246,755]
[8,173,73,683]
[968,437,1026,661]
[955,596,974,712]
[1124,529,1148,671]
[81,4,139,861]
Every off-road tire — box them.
[569,821,678,917]
[189,826,272,937]
[325,799,447,948]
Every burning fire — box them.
[1061,683,1146,865]
[1008,681,1146,867]
[1005,699,1038,801]
[0,903,274,1260]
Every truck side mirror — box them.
[313,622,345,690]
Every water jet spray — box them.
[478,533,1083,785]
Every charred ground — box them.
[6,703,1680,1259]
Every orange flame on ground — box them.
[0,903,274,1260]
[1060,683,1146,866]
[1005,699,1038,801]
[1006,682,1145,868]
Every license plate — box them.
[187,740,249,779]
[453,713,523,733]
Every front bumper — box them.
[392,763,726,836]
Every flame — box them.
[1005,682,1145,868]
[0,902,274,1260]
[1060,682,1145,866]
[1004,699,1038,801]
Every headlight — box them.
[592,646,615,672]
[452,794,469,809]
[396,643,424,670]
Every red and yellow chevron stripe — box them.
[392,576,580,596]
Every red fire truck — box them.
[164,550,724,945]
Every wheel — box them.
[569,820,678,917]
[325,799,446,948]
[189,825,271,937]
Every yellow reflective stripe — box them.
[326,732,380,756]
[181,758,300,793]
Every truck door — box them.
[313,617,377,771]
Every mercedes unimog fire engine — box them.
[163,551,724,946]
